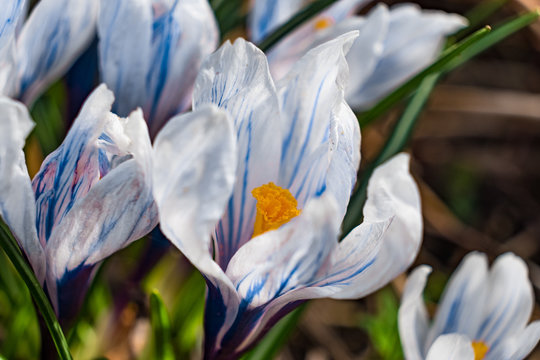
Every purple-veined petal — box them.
[399,265,431,360]
[425,334,475,360]
[488,321,540,360]
[42,85,157,315]
[0,96,45,283]
[193,38,282,269]
[275,31,358,210]
[0,0,27,53]
[152,104,241,353]
[16,0,99,105]
[311,153,422,300]
[145,0,219,136]
[475,253,534,349]
[425,252,489,350]
[215,194,341,357]
[349,3,466,109]
[248,0,303,43]
[225,194,340,307]
[98,0,153,118]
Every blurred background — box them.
[1,0,540,359]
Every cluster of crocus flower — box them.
[0,0,538,359]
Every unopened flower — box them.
[97,0,219,137]
[399,252,540,360]
[0,84,157,320]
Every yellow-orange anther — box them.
[314,17,334,30]
[252,182,301,237]
[472,341,489,360]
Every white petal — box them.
[249,0,303,43]
[426,252,489,350]
[399,265,432,360]
[0,96,45,283]
[193,38,282,268]
[152,104,241,345]
[488,321,540,360]
[16,0,99,105]
[425,334,475,360]
[349,4,466,109]
[0,0,27,53]
[145,0,219,136]
[44,89,158,313]
[225,193,340,307]
[98,0,153,117]
[325,153,422,299]
[476,253,534,347]
[276,32,358,212]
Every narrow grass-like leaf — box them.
[0,220,72,360]
[241,305,306,360]
[343,73,440,235]
[358,26,491,127]
[150,289,175,360]
[446,10,540,71]
[257,0,339,52]
[454,0,509,39]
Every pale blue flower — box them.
[0,84,158,320]
[97,0,219,137]
[399,252,540,360]
[249,0,466,109]
[0,0,99,105]
[153,33,423,359]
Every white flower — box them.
[249,0,466,109]
[153,33,423,359]
[399,252,540,360]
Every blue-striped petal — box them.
[36,85,157,315]
[348,3,466,109]
[98,0,153,118]
[152,104,241,356]
[399,265,432,360]
[193,38,282,269]
[0,0,27,53]
[248,0,303,43]
[0,96,45,283]
[425,252,489,350]
[16,0,99,105]
[275,32,358,211]
[145,0,218,136]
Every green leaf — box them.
[257,0,339,52]
[241,305,306,360]
[445,10,540,72]
[0,220,72,360]
[359,288,403,360]
[149,289,175,360]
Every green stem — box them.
[257,0,339,52]
[0,221,72,360]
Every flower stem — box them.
[0,221,72,360]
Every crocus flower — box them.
[153,33,423,359]
[0,0,99,105]
[399,252,540,360]
[97,0,219,137]
[0,84,158,321]
[249,0,466,109]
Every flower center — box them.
[252,182,301,237]
[472,341,489,360]
[314,17,334,30]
